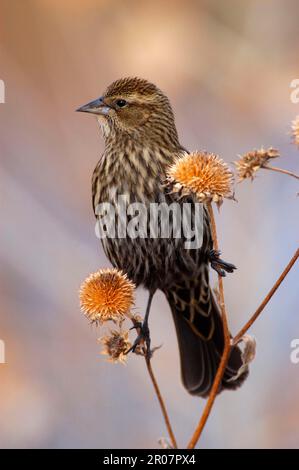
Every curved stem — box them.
[145,357,178,449]
[233,248,299,345]
[187,204,231,449]
[130,313,178,449]
[264,165,299,180]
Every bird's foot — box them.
[209,249,237,277]
[127,320,152,359]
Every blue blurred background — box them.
[0,0,298,448]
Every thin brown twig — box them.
[130,318,178,449]
[187,204,231,449]
[233,248,299,344]
[145,356,178,449]
[264,165,299,180]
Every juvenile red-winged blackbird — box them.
[77,78,248,397]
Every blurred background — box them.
[0,0,298,449]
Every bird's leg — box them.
[128,289,155,358]
[208,249,237,277]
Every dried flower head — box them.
[79,268,135,324]
[100,329,131,364]
[167,151,234,207]
[235,147,279,181]
[291,115,299,147]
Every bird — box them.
[77,77,248,397]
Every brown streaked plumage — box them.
[77,77,248,396]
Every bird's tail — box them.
[164,268,248,397]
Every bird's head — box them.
[77,77,179,145]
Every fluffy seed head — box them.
[291,116,299,147]
[234,147,279,181]
[167,151,234,207]
[100,329,131,364]
[79,269,135,324]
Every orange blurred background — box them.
[0,0,298,448]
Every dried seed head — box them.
[167,151,234,208]
[235,147,279,181]
[100,329,131,364]
[79,268,135,325]
[291,115,299,147]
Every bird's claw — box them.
[129,322,142,331]
[209,249,237,277]
[127,321,152,358]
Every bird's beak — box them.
[76,96,111,115]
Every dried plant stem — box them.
[264,165,299,180]
[187,204,231,449]
[187,341,231,449]
[233,248,299,345]
[145,356,178,449]
[131,317,178,449]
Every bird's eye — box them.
[116,99,127,108]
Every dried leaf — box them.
[227,334,256,382]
